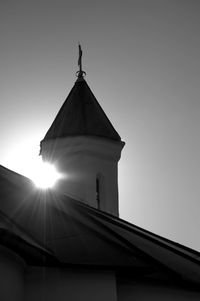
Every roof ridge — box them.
[63,195,200,262]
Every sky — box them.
[0,0,200,251]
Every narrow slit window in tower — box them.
[96,178,100,209]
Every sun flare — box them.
[32,161,62,189]
[2,139,63,189]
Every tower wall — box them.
[41,136,124,216]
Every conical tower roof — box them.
[42,77,121,142]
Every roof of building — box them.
[0,165,200,288]
[42,77,121,142]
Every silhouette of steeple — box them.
[42,46,121,142]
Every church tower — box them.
[40,46,125,216]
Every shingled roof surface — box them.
[0,165,200,287]
[42,78,121,142]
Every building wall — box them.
[0,246,25,301]
[117,282,200,301]
[0,247,199,301]
[25,267,117,301]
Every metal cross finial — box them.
[78,44,82,72]
[76,44,86,79]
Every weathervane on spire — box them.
[76,44,86,79]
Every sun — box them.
[24,157,63,189]
[2,137,63,189]
[32,161,62,189]
[3,152,62,189]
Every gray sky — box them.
[1,0,200,251]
